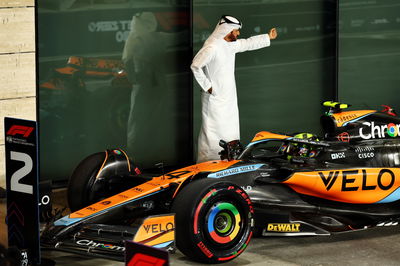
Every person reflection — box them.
[122,12,178,168]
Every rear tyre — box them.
[172,179,254,263]
[67,152,106,212]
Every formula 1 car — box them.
[41,101,400,263]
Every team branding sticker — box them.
[331,152,345,160]
[387,123,398,137]
[319,169,395,192]
[359,122,400,139]
[100,200,111,205]
[133,215,175,248]
[336,114,358,124]
[337,132,350,142]
[76,239,125,251]
[358,153,375,159]
[355,147,374,152]
[333,111,375,127]
[267,223,300,232]
[355,147,375,159]
[208,164,264,178]
[113,149,122,155]
[279,145,287,152]
[284,168,400,204]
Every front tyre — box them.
[67,152,109,212]
[172,179,254,263]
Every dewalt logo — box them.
[267,223,300,232]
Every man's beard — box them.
[228,33,238,42]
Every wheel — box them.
[172,178,254,263]
[67,151,106,212]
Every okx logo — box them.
[7,125,34,138]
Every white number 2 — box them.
[10,151,33,194]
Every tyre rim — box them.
[207,202,241,244]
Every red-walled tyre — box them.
[172,178,254,263]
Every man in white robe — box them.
[191,15,277,162]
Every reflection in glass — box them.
[122,11,190,168]
[38,0,191,181]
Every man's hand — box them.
[268,28,277,40]
[208,88,213,94]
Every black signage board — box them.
[4,117,40,265]
[125,241,169,266]
[38,180,52,223]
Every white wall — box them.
[0,0,36,189]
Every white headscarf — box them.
[204,15,242,46]
[122,12,158,62]
[131,12,157,35]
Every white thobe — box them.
[191,34,271,162]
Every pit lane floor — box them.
[2,191,400,265]
[5,217,400,265]
[40,225,400,266]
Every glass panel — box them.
[38,0,191,181]
[192,0,336,156]
[339,0,400,110]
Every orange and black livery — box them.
[42,101,400,263]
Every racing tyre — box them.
[172,179,254,263]
[67,151,106,212]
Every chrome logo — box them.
[76,239,125,251]
[207,202,241,244]
[387,123,398,137]
[359,122,400,139]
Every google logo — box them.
[387,123,398,137]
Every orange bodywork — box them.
[251,131,291,142]
[283,168,400,204]
[55,56,126,78]
[69,160,239,219]
[39,56,130,91]
[133,215,175,247]
[332,110,376,127]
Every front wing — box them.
[41,214,175,261]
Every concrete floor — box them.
[2,193,400,265]
[40,225,400,266]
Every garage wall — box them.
[0,0,36,189]
[338,1,400,111]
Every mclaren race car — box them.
[42,101,400,263]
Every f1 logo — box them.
[7,125,34,138]
[125,240,169,266]
[127,253,166,266]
